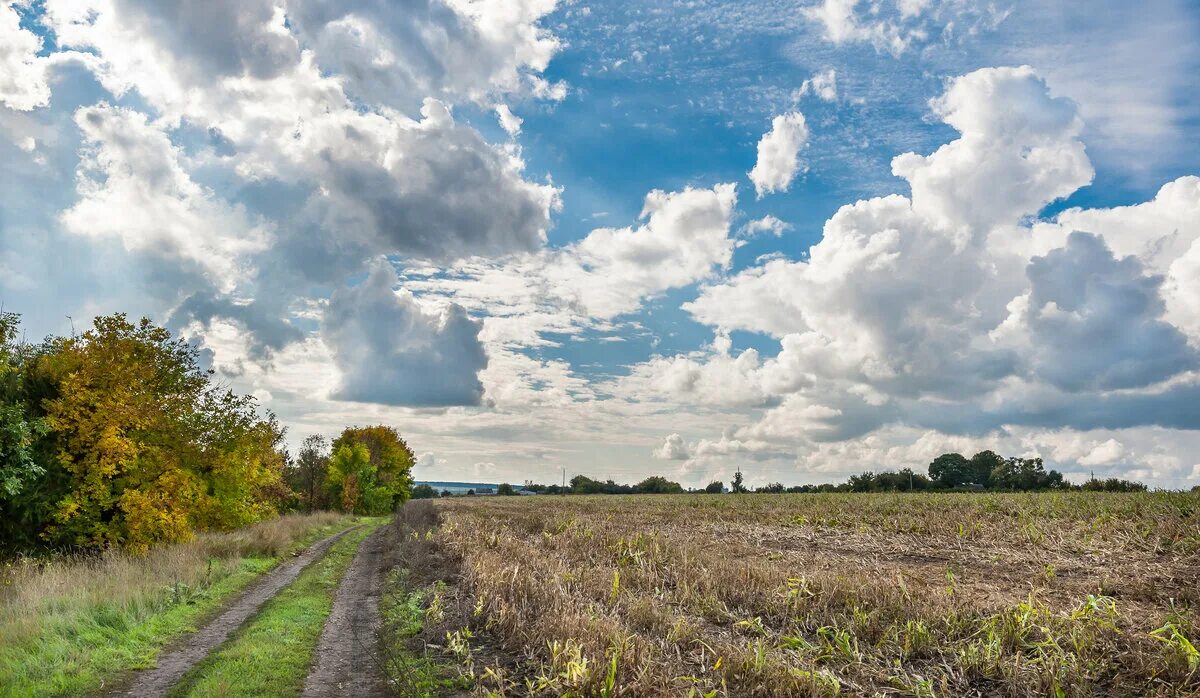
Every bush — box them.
[704,481,724,494]
[411,484,438,499]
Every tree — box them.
[20,314,286,552]
[497,482,516,496]
[466,489,475,496]
[441,489,453,497]
[757,482,785,493]
[286,435,330,511]
[928,453,972,488]
[411,483,438,499]
[969,450,1005,489]
[732,470,747,493]
[332,426,414,510]
[1082,477,1147,492]
[989,456,1064,491]
[633,476,684,494]
[705,480,724,494]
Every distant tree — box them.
[1082,477,1147,492]
[466,489,476,496]
[969,450,1005,489]
[928,453,972,488]
[757,482,785,493]
[990,457,1064,491]
[497,482,516,496]
[411,484,438,499]
[732,470,747,493]
[634,476,684,494]
[705,480,724,494]
[441,489,453,497]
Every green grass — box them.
[168,521,384,698]
[0,513,358,698]
[379,571,473,697]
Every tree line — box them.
[432,449,1150,499]
[0,312,413,554]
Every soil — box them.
[300,526,390,697]
[116,525,362,697]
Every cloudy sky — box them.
[2,0,1200,488]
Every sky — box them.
[2,0,1199,489]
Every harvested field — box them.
[418,493,1200,696]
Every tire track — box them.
[301,526,389,697]
[119,525,362,697]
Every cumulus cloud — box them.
[61,104,272,293]
[323,260,488,407]
[748,111,809,199]
[653,66,1200,459]
[0,1,50,110]
[653,433,689,460]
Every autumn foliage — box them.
[0,312,412,554]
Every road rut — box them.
[301,526,389,697]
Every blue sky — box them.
[2,0,1200,487]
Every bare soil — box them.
[301,526,390,697]
[115,525,361,696]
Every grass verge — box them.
[380,572,473,696]
[167,520,384,698]
[0,512,356,697]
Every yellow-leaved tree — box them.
[36,315,286,552]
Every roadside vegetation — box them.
[0,311,415,556]
[394,492,1199,696]
[168,522,383,697]
[0,512,355,696]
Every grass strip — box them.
[168,521,383,698]
[379,572,473,697]
[0,514,360,698]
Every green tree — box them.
[0,312,46,502]
[411,483,438,499]
[497,482,516,496]
[989,456,1064,491]
[285,435,330,511]
[969,450,1005,488]
[704,480,724,494]
[731,470,747,493]
[332,425,414,510]
[634,476,684,494]
[928,453,972,488]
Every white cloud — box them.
[748,111,809,199]
[60,103,271,293]
[495,103,523,137]
[0,1,50,110]
[798,68,837,102]
[323,259,488,406]
[667,66,1200,463]
[801,0,914,55]
[653,433,689,460]
[740,215,791,239]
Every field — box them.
[398,492,1200,696]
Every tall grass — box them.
[0,511,348,696]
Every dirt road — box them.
[300,526,390,697]
[119,525,361,696]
